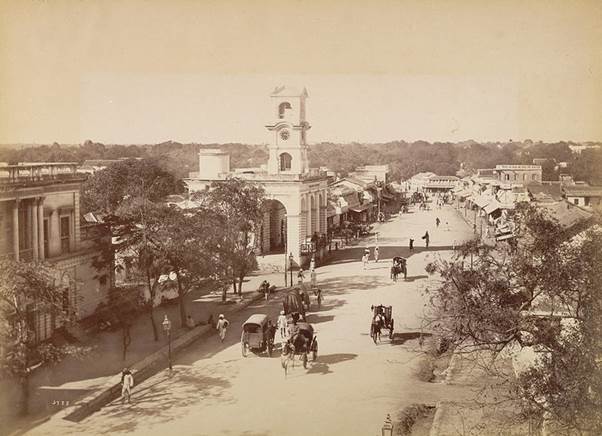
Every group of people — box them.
[362,246,380,269]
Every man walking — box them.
[277,310,288,342]
[362,252,369,270]
[409,238,414,250]
[436,217,440,228]
[121,368,134,404]
[374,246,380,263]
[422,231,430,248]
[216,314,229,342]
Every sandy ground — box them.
[28,204,475,436]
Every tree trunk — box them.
[175,271,186,328]
[20,374,29,416]
[238,274,245,294]
[146,269,159,341]
[122,324,131,361]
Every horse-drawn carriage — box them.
[241,314,275,357]
[391,256,407,281]
[282,289,307,321]
[281,322,318,375]
[370,305,394,343]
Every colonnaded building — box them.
[186,86,329,268]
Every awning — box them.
[484,199,502,215]
[349,204,372,213]
[455,190,472,198]
[473,194,492,208]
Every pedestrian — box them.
[309,256,316,272]
[362,253,369,270]
[120,368,134,404]
[297,269,305,284]
[436,217,440,228]
[409,238,414,250]
[277,310,288,342]
[422,231,430,248]
[310,269,317,288]
[216,314,229,342]
[445,221,449,231]
[374,246,379,263]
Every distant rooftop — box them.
[270,86,308,97]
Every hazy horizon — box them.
[1,1,601,145]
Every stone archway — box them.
[261,199,287,253]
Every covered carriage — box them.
[241,314,275,357]
[370,305,394,342]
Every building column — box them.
[37,198,45,260]
[31,199,39,261]
[286,214,301,265]
[12,200,19,261]
[320,205,327,234]
[49,209,60,257]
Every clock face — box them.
[280,130,290,141]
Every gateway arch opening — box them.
[259,199,287,254]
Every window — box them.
[278,102,291,119]
[505,174,510,181]
[585,197,590,206]
[18,208,30,250]
[60,216,70,253]
[279,153,292,171]
[43,219,49,258]
[574,199,579,205]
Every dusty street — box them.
[28,205,473,436]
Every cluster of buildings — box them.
[405,163,601,242]
[0,162,110,343]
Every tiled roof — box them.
[563,185,602,197]
[539,201,593,229]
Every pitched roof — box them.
[539,201,594,229]
[563,185,602,197]
[527,183,563,202]
[270,86,308,97]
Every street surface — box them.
[28,205,473,436]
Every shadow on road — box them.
[306,353,358,376]
[328,245,456,266]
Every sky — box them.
[0,0,601,145]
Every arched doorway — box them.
[310,194,317,238]
[262,199,287,253]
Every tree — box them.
[150,205,223,327]
[82,158,184,341]
[424,204,602,433]
[95,285,140,361]
[193,178,265,300]
[0,260,87,415]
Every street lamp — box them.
[382,414,393,436]
[289,252,294,286]
[162,314,172,371]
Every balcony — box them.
[0,163,86,190]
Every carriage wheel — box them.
[241,342,249,357]
[370,325,378,344]
[267,340,273,357]
[302,352,308,369]
[389,319,395,339]
[312,342,318,361]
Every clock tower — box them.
[265,86,310,175]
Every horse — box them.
[390,265,399,282]
[370,315,384,343]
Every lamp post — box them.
[382,414,393,436]
[289,252,294,286]
[162,314,172,371]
